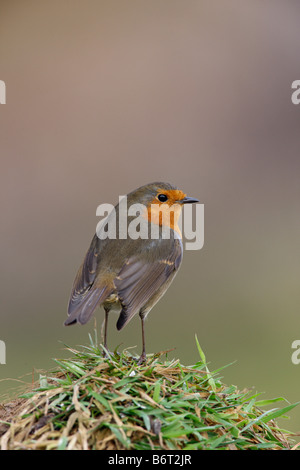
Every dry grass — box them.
[0,335,299,450]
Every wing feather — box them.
[65,235,113,325]
[115,239,182,330]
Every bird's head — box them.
[127,182,199,232]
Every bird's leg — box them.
[137,316,147,365]
[102,307,110,357]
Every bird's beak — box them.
[180,196,199,204]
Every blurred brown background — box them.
[1,0,300,431]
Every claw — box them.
[137,351,147,365]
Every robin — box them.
[65,182,199,364]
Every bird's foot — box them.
[137,351,147,365]
[102,345,111,358]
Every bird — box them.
[64,182,199,364]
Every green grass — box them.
[0,333,299,450]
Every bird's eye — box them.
[157,193,168,202]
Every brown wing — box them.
[65,235,113,326]
[115,239,182,330]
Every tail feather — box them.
[64,285,112,326]
[116,307,136,331]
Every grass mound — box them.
[0,335,298,450]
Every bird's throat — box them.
[144,203,183,237]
